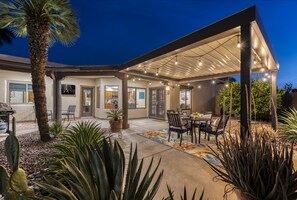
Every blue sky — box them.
[1,0,296,87]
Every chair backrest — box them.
[203,112,213,125]
[68,105,76,113]
[215,115,230,133]
[167,113,182,128]
[167,110,175,114]
[181,109,191,117]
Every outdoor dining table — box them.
[182,116,211,144]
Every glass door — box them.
[82,87,93,117]
[149,88,165,119]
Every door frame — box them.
[149,87,166,120]
[80,86,95,117]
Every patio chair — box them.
[199,115,229,145]
[62,105,76,121]
[33,106,52,122]
[167,110,176,114]
[167,113,191,146]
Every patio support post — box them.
[52,73,63,121]
[240,23,252,139]
[121,75,129,129]
[271,71,277,130]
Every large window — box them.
[105,85,119,109]
[8,82,34,104]
[180,89,191,110]
[128,87,146,109]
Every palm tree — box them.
[0,29,14,46]
[0,0,80,141]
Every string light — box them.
[253,58,257,64]
[138,78,141,80]
[198,59,202,66]
[187,83,190,86]
[132,78,135,82]
[265,73,268,77]
[156,68,159,76]
[237,35,241,48]
[144,66,147,74]
[267,75,271,79]
[198,85,201,89]
[212,80,216,84]
[263,77,267,82]
[175,56,178,65]
[126,74,129,78]
[225,84,229,88]
[261,68,265,72]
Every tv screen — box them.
[61,84,75,95]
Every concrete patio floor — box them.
[0,118,235,199]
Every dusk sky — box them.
[1,0,296,87]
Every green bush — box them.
[219,79,285,121]
[49,120,67,138]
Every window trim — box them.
[128,87,147,109]
[180,88,192,110]
[7,81,34,105]
[104,85,119,109]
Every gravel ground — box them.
[0,132,60,178]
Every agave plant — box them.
[49,120,68,138]
[279,108,297,142]
[36,139,163,200]
[205,131,297,200]
[106,108,123,121]
[46,121,105,174]
[163,185,204,200]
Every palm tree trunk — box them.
[27,16,51,142]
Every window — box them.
[105,86,119,109]
[8,82,34,104]
[180,89,191,109]
[128,87,146,109]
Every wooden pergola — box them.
[0,6,278,137]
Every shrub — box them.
[219,79,285,121]
[49,120,67,138]
[279,108,297,142]
[47,121,105,175]
[205,131,297,199]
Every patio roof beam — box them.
[240,23,252,138]
[126,70,178,82]
[178,68,263,83]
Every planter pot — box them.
[110,120,122,133]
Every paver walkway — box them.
[0,118,235,199]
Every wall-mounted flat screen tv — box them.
[61,84,76,95]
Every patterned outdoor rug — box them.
[140,129,223,166]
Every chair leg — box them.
[208,134,210,141]
[198,129,201,144]
[67,115,69,121]
[180,134,183,146]
[168,130,171,142]
[215,135,218,145]
[204,132,207,139]
[73,114,75,120]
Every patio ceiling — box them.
[121,6,278,83]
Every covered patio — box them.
[121,6,279,136]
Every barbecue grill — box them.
[0,102,15,133]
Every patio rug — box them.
[140,129,223,166]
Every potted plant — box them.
[106,108,123,132]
